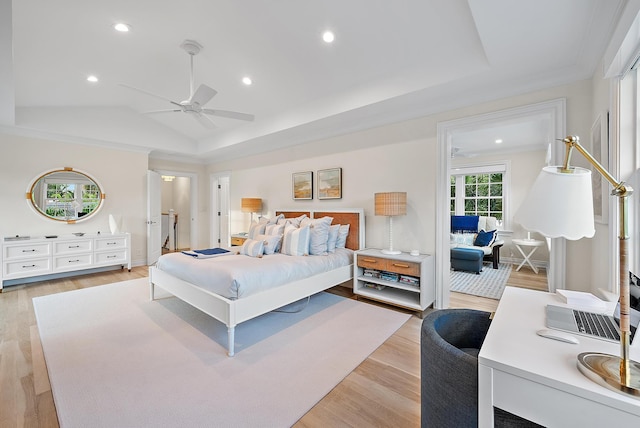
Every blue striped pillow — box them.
[281,224,310,256]
[239,239,264,258]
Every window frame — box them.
[450,161,510,230]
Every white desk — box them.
[479,287,640,427]
[512,238,544,274]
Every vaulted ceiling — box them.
[0,0,626,162]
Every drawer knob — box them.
[22,249,36,252]
[391,263,410,268]
[361,258,378,263]
[69,245,80,248]
[22,264,36,268]
[68,259,80,263]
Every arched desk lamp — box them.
[515,135,639,398]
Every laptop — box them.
[546,282,640,343]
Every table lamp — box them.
[514,135,639,398]
[375,192,407,255]
[241,198,262,223]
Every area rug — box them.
[33,278,410,428]
[450,262,512,299]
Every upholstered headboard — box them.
[275,209,365,250]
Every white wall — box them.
[0,132,148,266]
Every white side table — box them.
[512,238,544,274]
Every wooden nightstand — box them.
[230,234,248,246]
[353,248,434,311]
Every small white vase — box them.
[108,214,121,235]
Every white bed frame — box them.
[149,209,365,356]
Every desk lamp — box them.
[241,198,262,223]
[515,135,639,398]
[375,192,407,255]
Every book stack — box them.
[363,269,380,278]
[380,271,399,282]
[364,282,385,291]
[399,275,420,287]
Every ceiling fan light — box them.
[87,75,98,83]
[322,31,335,43]
[242,77,252,85]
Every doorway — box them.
[435,99,567,308]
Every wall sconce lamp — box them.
[375,192,407,255]
[515,135,639,398]
[241,198,262,223]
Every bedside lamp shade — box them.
[375,192,407,255]
[514,166,595,240]
[241,198,262,223]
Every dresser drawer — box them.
[94,250,128,266]
[4,242,51,260]
[357,256,388,271]
[95,237,127,251]
[4,257,51,278]
[53,239,93,255]
[53,254,93,271]
[385,260,421,277]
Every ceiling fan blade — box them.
[119,83,182,107]
[192,113,217,129]
[190,84,217,106]
[143,109,183,114]
[202,109,255,121]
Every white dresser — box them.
[1,233,131,290]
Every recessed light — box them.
[322,31,335,43]
[242,76,252,86]
[495,139,503,144]
[114,23,131,32]
[87,75,98,83]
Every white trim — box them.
[435,98,566,309]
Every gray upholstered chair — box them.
[421,309,541,428]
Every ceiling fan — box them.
[120,40,254,129]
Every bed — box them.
[149,209,365,356]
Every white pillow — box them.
[289,214,307,228]
[308,216,333,255]
[265,223,285,236]
[462,233,476,246]
[327,224,340,253]
[268,214,284,225]
[255,234,282,255]
[248,221,267,239]
[281,224,310,256]
[336,224,350,248]
[239,239,264,258]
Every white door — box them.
[211,173,230,247]
[147,170,162,265]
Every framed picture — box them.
[317,167,342,199]
[292,171,313,200]
[591,112,609,224]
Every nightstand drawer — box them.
[386,260,420,277]
[357,256,388,271]
[231,236,247,246]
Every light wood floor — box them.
[0,263,547,427]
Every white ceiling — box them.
[0,0,626,162]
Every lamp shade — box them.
[241,198,262,213]
[375,192,407,216]
[514,166,595,240]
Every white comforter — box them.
[155,248,353,300]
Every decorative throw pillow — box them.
[336,224,350,248]
[265,223,285,236]
[474,230,497,247]
[289,214,307,228]
[268,214,284,225]
[239,239,264,258]
[308,216,333,255]
[255,234,282,255]
[462,233,476,246]
[248,221,267,239]
[327,224,340,253]
[281,224,310,256]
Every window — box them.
[450,163,508,228]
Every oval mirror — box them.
[26,167,105,223]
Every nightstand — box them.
[353,248,434,311]
[230,234,248,246]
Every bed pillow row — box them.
[244,214,350,257]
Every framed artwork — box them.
[590,112,609,224]
[317,167,342,199]
[292,171,313,200]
